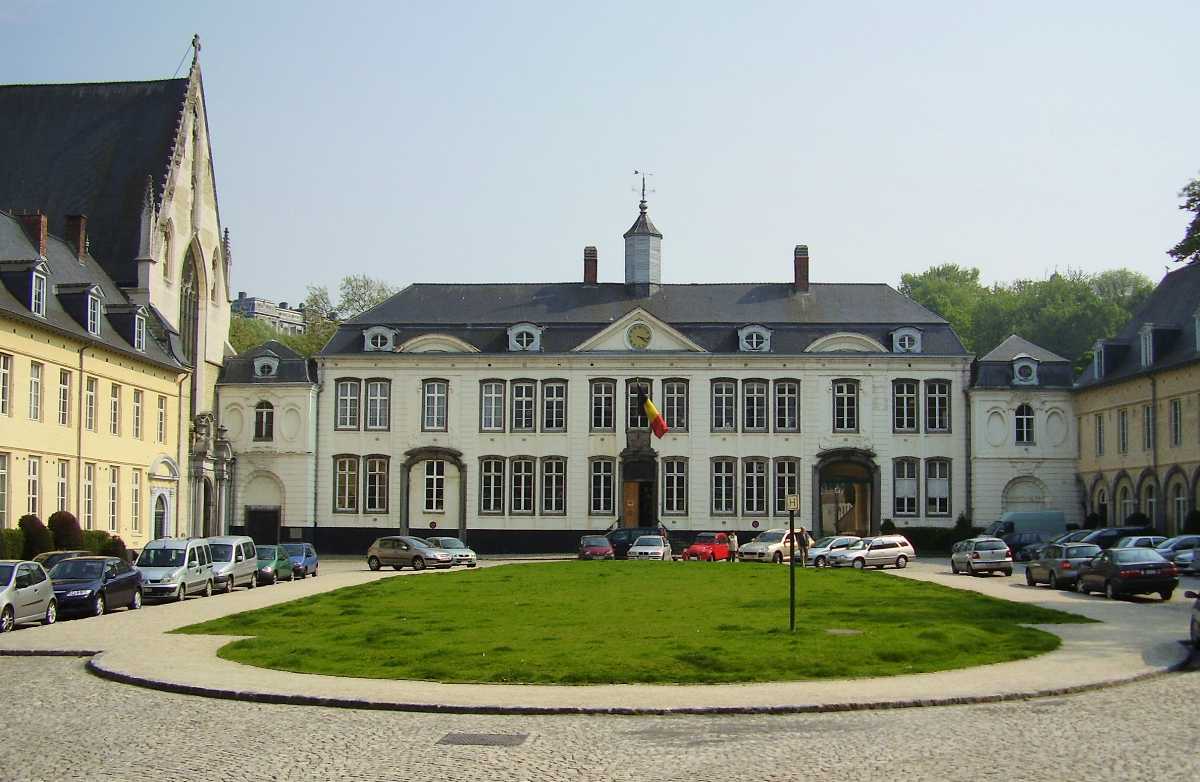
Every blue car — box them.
[280,543,319,579]
[49,556,143,616]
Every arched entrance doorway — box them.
[815,450,879,537]
[154,494,168,538]
[1003,476,1046,513]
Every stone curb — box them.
[82,643,1197,717]
[0,648,99,657]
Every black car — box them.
[1077,526,1155,550]
[48,556,143,616]
[605,527,662,559]
[1075,547,1179,601]
[33,550,90,571]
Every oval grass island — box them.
[175,562,1094,685]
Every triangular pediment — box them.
[572,307,707,353]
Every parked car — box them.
[739,528,812,564]
[1075,548,1179,600]
[804,535,861,567]
[1025,543,1102,589]
[627,535,671,560]
[605,527,661,559]
[950,537,1013,576]
[681,532,730,562]
[1006,531,1054,561]
[1186,590,1199,649]
[207,536,258,593]
[1078,526,1155,550]
[1051,529,1094,545]
[281,542,320,578]
[578,535,614,560]
[828,535,915,569]
[365,536,454,571]
[425,537,478,567]
[1174,549,1198,574]
[255,545,295,584]
[1154,535,1200,564]
[49,556,142,615]
[33,550,90,571]
[136,538,215,601]
[0,561,57,632]
[1112,535,1168,549]
[981,511,1069,554]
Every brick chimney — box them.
[65,214,88,261]
[583,245,598,284]
[14,211,48,258]
[793,245,810,292]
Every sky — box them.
[2,1,1198,303]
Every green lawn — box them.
[177,562,1093,684]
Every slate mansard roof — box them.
[973,334,1074,389]
[219,341,317,385]
[0,77,191,286]
[321,281,970,356]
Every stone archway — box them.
[813,449,879,537]
[1002,476,1047,514]
[401,446,467,542]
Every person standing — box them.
[796,526,810,567]
[727,531,739,562]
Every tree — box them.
[336,275,397,319]
[47,510,83,549]
[17,515,52,559]
[1168,174,1200,264]
[899,265,985,350]
[228,315,279,354]
[1090,269,1154,316]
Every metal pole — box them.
[789,509,796,632]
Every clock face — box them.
[627,323,652,350]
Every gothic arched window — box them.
[179,250,200,365]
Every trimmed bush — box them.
[100,535,128,561]
[81,529,112,554]
[954,513,973,534]
[1084,512,1103,530]
[1183,509,1200,534]
[891,525,980,555]
[880,519,896,533]
[1124,511,1151,527]
[17,515,53,559]
[0,529,24,559]
[48,510,84,549]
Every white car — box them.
[1175,549,1197,574]
[950,536,1013,576]
[827,535,916,569]
[627,535,671,560]
[803,535,862,567]
[739,529,811,564]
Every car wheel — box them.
[368,556,381,571]
[852,558,865,570]
[271,571,278,585]
[896,555,908,569]
[1075,578,1089,595]
[1191,617,1199,649]
[412,557,426,571]
[93,593,106,617]
[0,606,13,633]
[815,556,827,568]
[43,599,56,626]
[176,583,186,602]
[1159,590,1173,601]
[203,581,213,598]
[772,552,783,564]
[1105,580,1118,600]
[952,560,960,575]
[312,566,318,578]
[1025,568,1035,586]
[248,574,256,589]
[966,562,976,576]
[1048,572,1059,590]
[1001,569,1012,577]
[224,577,235,594]
[129,589,142,610]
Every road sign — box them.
[785,494,800,512]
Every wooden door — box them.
[622,482,640,527]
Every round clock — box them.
[627,323,651,350]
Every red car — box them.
[578,535,614,560]
[682,532,731,561]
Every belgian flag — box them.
[639,388,669,439]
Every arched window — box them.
[1015,403,1034,444]
[179,250,199,365]
[1118,485,1133,520]
[1172,483,1186,532]
[1095,487,1109,523]
[1143,483,1156,523]
[161,228,172,281]
[254,401,274,441]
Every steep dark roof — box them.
[1075,263,1200,388]
[973,335,1074,389]
[218,340,316,384]
[623,203,661,239]
[0,212,181,369]
[979,334,1069,363]
[0,77,189,286]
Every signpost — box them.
[785,494,800,631]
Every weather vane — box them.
[632,170,655,203]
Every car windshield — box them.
[281,544,305,556]
[812,537,838,548]
[634,536,662,547]
[694,533,717,544]
[1111,549,1167,564]
[845,539,871,551]
[0,565,13,584]
[138,548,184,568]
[409,538,434,549]
[209,544,234,562]
[1066,545,1101,559]
[755,531,785,544]
[50,559,104,580]
[257,546,277,560]
[429,538,465,549]
[975,540,1007,551]
[580,536,608,547]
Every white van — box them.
[136,538,215,601]
[207,536,258,593]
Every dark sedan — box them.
[1025,543,1102,589]
[33,550,90,571]
[1075,548,1179,601]
[49,556,143,615]
[578,535,614,560]
[605,527,661,559]
[1078,526,1155,550]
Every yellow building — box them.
[1075,262,1200,535]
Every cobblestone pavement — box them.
[1,655,1197,782]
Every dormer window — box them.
[31,272,46,317]
[362,326,396,352]
[508,322,543,352]
[892,327,922,354]
[1139,324,1154,367]
[738,325,772,353]
[86,294,101,336]
[1012,358,1038,386]
[253,356,279,378]
[134,314,146,352]
[1093,342,1104,378]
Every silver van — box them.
[136,538,215,601]
[207,536,258,593]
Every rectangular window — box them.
[365,380,390,431]
[833,380,857,432]
[774,459,799,514]
[894,459,918,516]
[334,457,359,512]
[26,456,40,516]
[0,353,9,415]
[32,273,46,317]
[541,458,565,513]
[83,463,95,529]
[662,380,688,431]
[364,457,389,513]
[130,469,141,532]
[156,395,167,442]
[925,380,950,432]
[0,453,8,528]
[108,466,119,531]
[87,295,101,335]
[28,361,42,421]
[132,390,143,439]
[85,378,97,432]
[590,380,615,431]
[1118,409,1128,453]
[744,460,767,514]
[626,380,650,430]
[774,381,799,432]
[511,458,534,513]
[743,381,768,432]
[590,459,614,514]
[255,403,275,441]
[424,460,445,512]
[335,380,360,429]
[57,370,70,426]
[712,381,736,431]
[480,381,505,431]
[893,380,918,432]
[109,384,121,436]
[134,315,146,352]
[511,381,535,432]
[1095,413,1104,456]
[480,458,504,514]
[712,459,736,514]
[542,381,567,431]
[56,461,69,512]
[663,459,687,515]
[1171,398,1182,447]
[1142,405,1154,451]
[926,459,950,516]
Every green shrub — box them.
[880,519,896,533]
[1124,511,1151,527]
[0,529,24,559]
[1084,512,1103,529]
[81,529,112,554]
[893,525,980,555]
[954,512,973,533]
[1183,509,1200,534]
[48,510,84,549]
[100,535,128,561]
[17,515,53,559]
